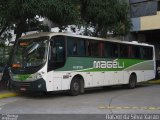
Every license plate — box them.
[20,88,26,91]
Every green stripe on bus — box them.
[55,57,154,72]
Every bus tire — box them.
[69,78,81,96]
[128,73,137,89]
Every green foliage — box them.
[0,0,79,40]
[43,0,79,26]
[80,0,131,37]
[0,0,131,41]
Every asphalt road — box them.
[0,83,160,120]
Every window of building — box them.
[130,1,158,18]
[158,1,160,11]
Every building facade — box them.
[129,0,160,60]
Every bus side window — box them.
[67,37,86,57]
[105,42,111,58]
[148,47,153,60]
[73,41,77,55]
[111,43,119,58]
[86,40,100,57]
[100,42,105,57]
[77,39,86,56]
[132,46,141,59]
[141,47,153,60]
[128,46,133,58]
[90,41,100,57]
[67,37,74,56]
[87,41,91,56]
[120,44,129,58]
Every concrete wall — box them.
[141,12,160,31]
[131,11,160,32]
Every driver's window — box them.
[48,36,66,71]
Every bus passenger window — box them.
[73,42,77,55]
[128,46,133,58]
[132,46,141,59]
[141,47,153,60]
[77,39,86,56]
[100,42,105,57]
[105,42,110,58]
[111,43,119,58]
[89,40,100,57]
[120,44,129,58]
[87,41,91,56]
[67,37,86,57]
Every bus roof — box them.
[20,32,154,47]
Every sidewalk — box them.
[0,90,18,99]
[0,79,159,99]
[0,81,18,99]
[148,79,160,84]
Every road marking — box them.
[132,107,139,109]
[0,98,18,111]
[0,101,11,107]
[0,93,18,99]
[99,106,160,110]
[0,102,8,111]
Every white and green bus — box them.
[10,32,156,95]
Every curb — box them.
[0,92,18,99]
[99,106,160,110]
[0,80,159,99]
[148,80,160,84]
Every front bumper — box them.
[11,78,47,92]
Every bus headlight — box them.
[35,73,43,79]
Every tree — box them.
[0,0,80,67]
[80,0,131,37]
[0,0,131,41]
[0,0,10,40]
[0,0,79,41]
[43,0,79,32]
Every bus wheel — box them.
[69,78,81,96]
[128,74,137,89]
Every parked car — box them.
[156,60,160,79]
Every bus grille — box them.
[14,82,31,87]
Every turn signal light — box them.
[12,64,21,68]
[20,42,29,46]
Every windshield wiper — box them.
[25,43,40,55]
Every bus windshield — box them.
[12,37,49,69]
